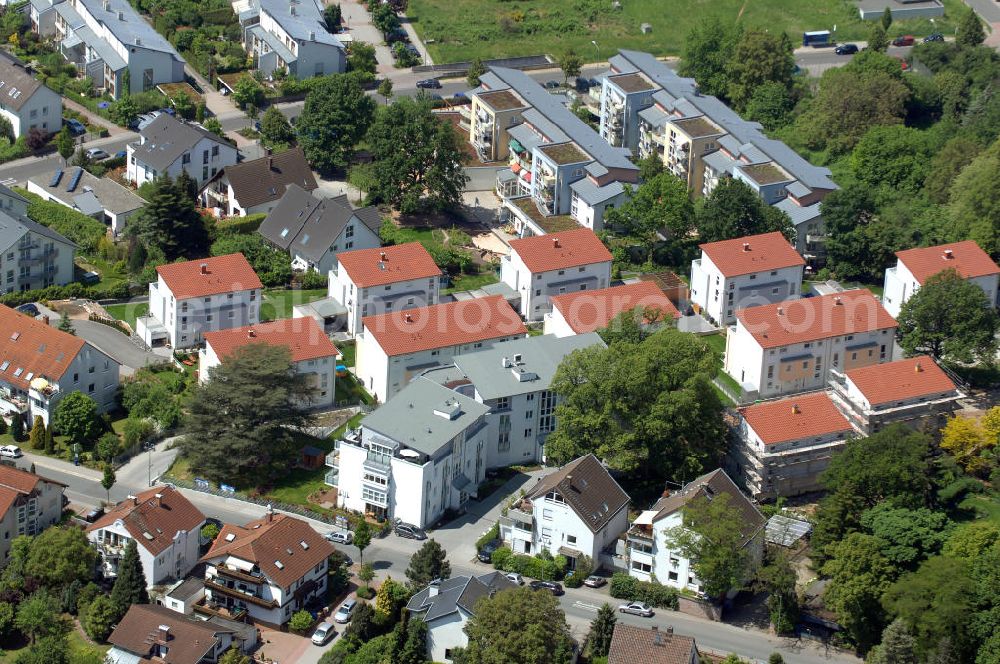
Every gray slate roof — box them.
[131,114,231,172]
[406,572,515,623]
[29,168,145,216]
[0,209,76,252]
[77,0,182,58]
[774,198,822,227]
[570,177,625,206]
[0,55,49,111]
[257,0,343,48]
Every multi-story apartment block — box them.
[127,114,239,188]
[0,53,62,137]
[238,0,346,79]
[0,465,66,563]
[689,232,805,326]
[0,209,76,293]
[0,304,120,428]
[31,0,185,98]
[423,333,606,468]
[882,240,1000,318]
[723,289,897,399]
[199,147,318,218]
[335,377,491,528]
[469,67,638,234]
[501,228,613,321]
[599,50,837,264]
[356,295,527,403]
[137,253,263,349]
[200,317,339,408]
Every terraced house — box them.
[237,0,346,78]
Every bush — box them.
[289,609,314,633]
[0,281,129,307]
[215,212,267,235]
[564,555,593,588]
[476,522,500,550]
[298,270,327,290]
[608,572,678,609]
[492,547,567,581]
[23,191,107,251]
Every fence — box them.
[88,312,132,336]
[412,54,553,76]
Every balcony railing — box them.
[325,451,339,468]
[216,565,264,585]
[205,578,277,608]
[325,469,338,486]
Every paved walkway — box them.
[336,0,397,76]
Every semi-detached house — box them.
[239,0,346,79]
[0,205,77,293]
[882,240,1000,318]
[544,281,679,337]
[127,114,239,188]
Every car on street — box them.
[529,580,564,596]
[892,35,915,47]
[834,43,858,55]
[114,150,127,159]
[311,622,336,645]
[63,118,86,136]
[505,572,525,585]
[394,522,427,540]
[543,80,560,89]
[0,445,22,458]
[618,601,655,617]
[416,79,441,89]
[82,506,105,523]
[478,539,501,563]
[923,32,944,43]
[326,530,354,545]
[15,303,39,317]
[333,599,357,624]
[584,575,607,588]
[86,148,109,161]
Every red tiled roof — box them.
[337,242,440,288]
[0,488,19,521]
[550,282,680,334]
[845,355,957,407]
[204,317,339,364]
[699,231,805,278]
[608,624,698,664]
[200,513,335,588]
[0,465,65,518]
[87,486,206,556]
[895,240,999,285]
[509,227,613,273]
[0,304,86,389]
[740,392,853,446]
[156,253,263,300]
[736,289,897,349]
[362,295,527,356]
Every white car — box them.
[326,530,354,545]
[333,599,357,624]
[505,572,524,585]
[85,148,109,160]
[311,622,336,646]
[0,445,22,458]
[618,601,654,617]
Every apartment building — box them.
[599,50,837,263]
[0,54,62,137]
[0,465,66,564]
[882,240,1000,318]
[31,0,185,98]
[199,147,317,217]
[468,67,638,234]
[0,208,77,293]
[501,228,613,321]
[200,317,339,409]
[127,114,239,188]
[723,289,897,399]
[0,304,120,428]
[136,253,263,349]
[545,281,679,337]
[689,232,805,326]
[239,0,346,79]
[356,295,527,403]
[335,377,491,528]
[28,166,145,236]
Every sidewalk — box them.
[336,0,397,76]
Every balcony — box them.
[0,391,28,414]
[362,456,390,474]
[205,578,277,608]
[325,450,339,468]
[806,234,827,245]
[216,565,265,585]
[324,469,338,486]
[193,600,247,621]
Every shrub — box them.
[23,191,107,251]
[0,281,128,307]
[492,547,567,581]
[476,522,500,550]
[289,609,313,633]
[609,572,678,609]
[215,213,267,235]
[298,270,327,290]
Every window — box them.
[182,153,191,165]
[203,150,209,164]
[542,508,553,520]
[495,397,510,412]
[212,146,219,157]
[631,561,652,573]
[524,428,533,438]
[526,393,535,401]
[525,410,533,419]
[567,535,576,545]
[668,570,678,581]
[88,383,95,393]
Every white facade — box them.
[0,470,64,564]
[0,212,77,293]
[127,134,238,188]
[139,275,260,349]
[425,612,468,663]
[90,517,202,588]
[627,510,701,592]
[0,82,61,138]
[882,259,1000,319]
[524,490,626,562]
[500,250,612,321]
[290,222,379,277]
[542,307,575,338]
[331,266,440,337]
[246,0,346,79]
[690,254,803,326]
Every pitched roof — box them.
[204,317,339,364]
[200,513,335,588]
[526,454,630,533]
[132,114,229,171]
[699,231,805,278]
[78,0,182,57]
[406,572,516,623]
[509,227,613,273]
[735,289,896,349]
[362,295,526,357]
[0,465,65,517]
[156,253,263,299]
[0,303,87,389]
[845,355,958,407]
[0,209,76,253]
[550,281,680,334]
[213,147,317,210]
[895,240,1000,285]
[0,55,49,111]
[87,486,206,555]
[608,624,698,664]
[29,167,145,216]
[338,242,440,288]
[647,469,764,546]
[108,604,225,664]
[740,392,853,446]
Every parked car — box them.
[82,506,105,523]
[158,107,176,116]
[543,80,560,89]
[529,580,564,596]
[114,150,127,159]
[618,601,655,617]
[0,445,22,458]
[81,271,100,285]
[834,43,858,55]
[892,35,915,47]
[477,539,501,563]
[505,572,525,586]
[416,79,441,89]
[86,148,109,161]
[923,32,945,43]
[326,530,354,545]
[333,599,357,624]
[15,303,39,317]
[63,118,86,136]
[584,575,607,588]
[575,78,591,92]
[394,522,427,540]
[311,622,336,646]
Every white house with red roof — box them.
[0,304,120,429]
[137,253,264,349]
[544,281,680,337]
[723,289,897,400]
[689,232,805,326]
[882,240,999,318]
[87,486,206,588]
[200,317,340,409]
[356,295,527,403]
[199,512,334,627]
[500,228,613,320]
[0,465,65,562]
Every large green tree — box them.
[52,392,101,448]
[587,604,616,658]
[923,135,982,204]
[405,539,451,588]
[822,533,896,652]
[850,125,934,196]
[15,592,69,644]
[755,549,799,634]
[297,74,376,173]
[259,106,294,148]
[606,172,693,263]
[347,42,378,75]
[820,183,910,282]
[947,137,1000,255]
[457,588,573,664]
[25,527,97,590]
[678,18,742,99]
[694,177,794,244]
[867,619,918,664]
[957,7,986,48]
[110,539,149,618]
[725,29,796,111]
[744,81,796,131]
[128,174,208,260]
[82,595,117,642]
[859,504,952,570]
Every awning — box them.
[633,510,658,527]
[509,138,524,153]
[558,546,582,558]
[510,162,521,174]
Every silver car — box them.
[333,599,357,624]
[326,530,354,545]
[618,601,654,617]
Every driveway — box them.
[37,303,162,373]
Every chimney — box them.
[117,10,124,20]
[128,494,137,505]
[943,249,954,259]
[380,251,387,261]
[266,505,274,523]
[154,493,163,506]
[652,625,663,646]
[776,307,783,316]
[102,0,109,9]
[915,361,923,373]
[833,296,843,305]
[565,474,573,488]
[157,625,170,642]
[248,328,256,338]
[742,242,751,252]
[200,263,209,274]
[309,30,316,41]
[134,37,141,46]
[404,313,413,323]
[552,237,560,249]
[40,314,49,325]
[666,625,673,635]
[428,580,440,597]
[791,403,800,415]
[267,156,273,171]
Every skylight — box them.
[274,560,284,569]
[0,361,8,371]
[225,533,236,542]
[13,368,23,377]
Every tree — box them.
[695,177,794,244]
[881,6,893,30]
[370,2,400,36]
[744,81,795,131]
[9,414,23,442]
[347,41,378,75]
[14,635,69,664]
[56,127,74,162]
[467,58,486,87]
[957,8,986,47]
[406,539,451,587]
[0,601,14,639]
[943,520,1000,560]
[756,550,798,634]
[28,416,45,450]
[354,519,372,568]
[180,344,314,487]
[297,74,376,173]
[897,268,999,364]
[109,95,138,127]
[867,619,918,664]
[128,174,209,260]
[606,172,693,263]
[819,183,910,282]
[367,97,469,213]
[289,609,313,633]
[924,136,982,204]
[559,49,582,87]
[259,106,294,147]
[947,138,1000,256]
[25,527,97,590]
[323,3,341,32]
[396,618,429,664]
[232,76,264,110]
[587,603,616,658]
[822,533,896,652]
[56,310,75,335]
[345,602,378,642]
[859,504,952,569]
[359,562,375,593]
[725,29,795,111]
[460,587,573,664]
[868,24,890,52]
[52,392,100,448]
[679,18,741,99]
[15,591,68,644]
[201,522,221,542]
[377,78,393,105]
[43,423,53,453]
[940,414,996,474]
[171,92,194,120]
[81,595,116,642]
[96,433,120,464]
[203,117,224,137]
[101,464,116,504]
[850,125,934,195]
[374,576,410,624]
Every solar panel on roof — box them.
[49,170,63,187]
[66,168,83,193]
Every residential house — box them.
[31,0,186,99]
[544,281,679,337]
[882,240,1000,318]
[0,304,120,428]
[356,295,527,403]
[607,624,699,664]
[136,253,263,349]
[127,114,238,188]
[723,289,897,400]
[199,512,335,627]
[501,454,629,571]
[689,232,805,326]
[107,604,255,664]
[238,0,346,79]
[27,166,145,236]
[500,227,613,321]
[0,54,62,137]
[259,185,381,278]
[0,183,27,216]
[200,317,339,409]
[87,485,206,587]
[335,377,491,528]
[0,208,77,293]
[422,333,606,468]
[627,469,764,595]
[406,572,516,663]
[468,67,638,234]
[0,464,66,564]
[199,147,318,217]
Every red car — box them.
[892,35,915,46]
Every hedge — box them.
[608,572,679,609]
[0,281,130,307]
[23,190,108,252]
[491,546,567,581]
[215,212,267,235]
[475,522,499,550]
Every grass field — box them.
[261,289,327,321]
[104,301,148,329]
[443,270,500,294]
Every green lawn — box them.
[104,302,148,329]
[338,341,356,368]
[962,494,1000,526]
[0,623,108,664]
[261,289,327,321]
[443,270,500,294]
[336,374,373,405]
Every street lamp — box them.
[147,442,153,487]
[591,40,600,61]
